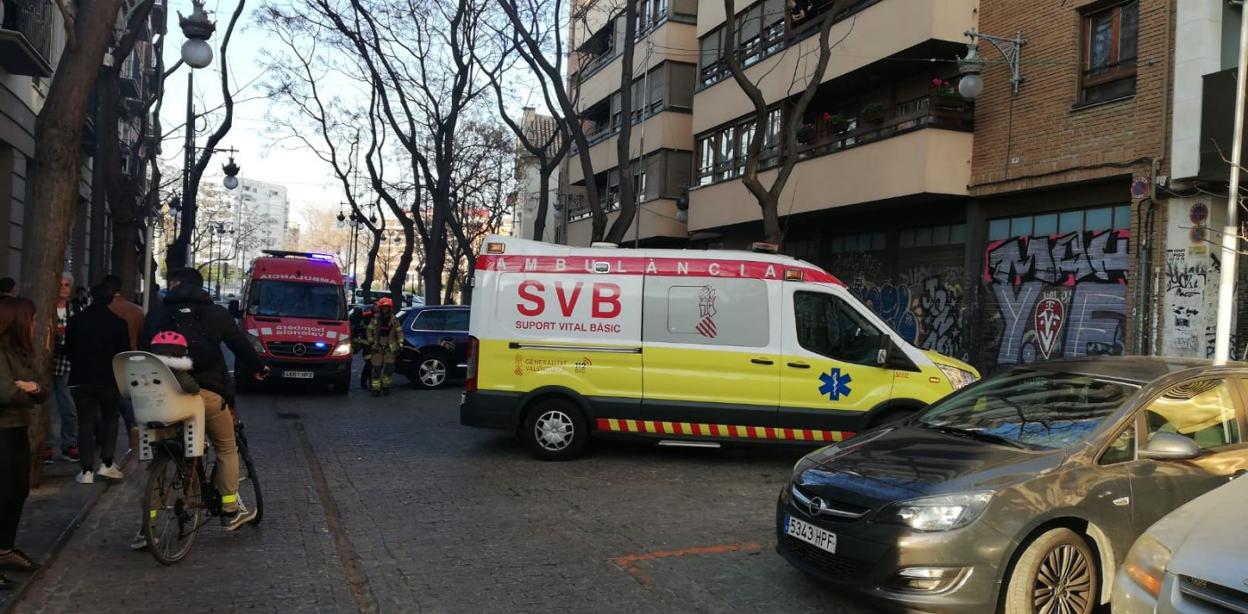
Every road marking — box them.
[290,420,378,613]
[609,542,765,587]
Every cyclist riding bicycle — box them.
[141,268,269,534]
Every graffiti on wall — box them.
[834,260,969,362]
[1162,248,1211,354]
[982,230,1130,368]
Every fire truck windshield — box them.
[248,280,345,320]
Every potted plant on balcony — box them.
[929,77,964,110]
[821,112,849,133]
[860,101,888,124]
[796,122,817,144]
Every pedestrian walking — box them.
[0,297,49,588]
[43,272,78,464]
[0,277,14,298]
[366,297,402,397]
[64,284,131,484]
[101,275,143,452]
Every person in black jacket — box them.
[65,284,132,484]
[142,268,268,531]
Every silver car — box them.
[1112,473,1248,613]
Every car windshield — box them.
[248,280,345,320]
[913,369,1139,450]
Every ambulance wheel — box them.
[522,399,588,461]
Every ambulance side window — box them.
[793,291,883,366]
[642,278,768,347]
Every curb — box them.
[1,450,133,614]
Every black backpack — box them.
[157,304,221,375]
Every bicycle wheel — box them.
[142,453,205,565]
[236,425,263,525]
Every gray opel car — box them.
[776,357,1248,613]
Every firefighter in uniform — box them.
[365,297,403,396]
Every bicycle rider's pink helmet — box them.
[151,331,188,348]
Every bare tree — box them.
[497,0,610,240]
[605,0,639,244]
[98,0,160,298]
[721,0,853,244]
[479,42,569,242]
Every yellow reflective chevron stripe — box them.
[149,509,157,518]
[595,418,853,443]
[221,494,238,504]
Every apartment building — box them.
[688,0,978,361]
[232,177,291,269]
[1,0,163,287]
[0,0,73,281]
[562,0,699,246]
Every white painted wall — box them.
[1171,0,1226,181]
[1159,196,1225,357]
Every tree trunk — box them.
[532,171,551,242]
[19,0,126,488]
[605,0,639,245]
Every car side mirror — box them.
[1139,432,1202,461]
[228,299,241,318]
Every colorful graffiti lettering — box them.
[982,230,1130,368]
[842,266,967,361]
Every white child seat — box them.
[112,351,206,459]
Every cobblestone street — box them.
[10,373,877,613]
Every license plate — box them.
[282,370,314,379]
[786,515,837,554]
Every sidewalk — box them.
[0,434,131,614]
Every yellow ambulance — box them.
[460,235,978,460]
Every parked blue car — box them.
[396,305,471,389]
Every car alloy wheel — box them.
[1033,544,1093,613]
[533,410,575,452]
[418,357,447,388]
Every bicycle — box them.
[140,418,263,565]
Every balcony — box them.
[692,0,976,133]
[0,0,53,77]
[565,199,687,246]
[1200,67,1247,181]
[119,52,143,98]
[687,122,972,232]
[568,111,693,185]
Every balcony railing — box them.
[794,94,972,160]
[0,0,54,77]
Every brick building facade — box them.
[966,0,1170,371]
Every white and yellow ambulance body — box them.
[461,235,978,460]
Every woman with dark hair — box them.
[0,296,48,588]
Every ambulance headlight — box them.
[332,341,352,356]
[937,365,978,390]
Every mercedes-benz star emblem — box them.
[292,343,307,357]
[808,496,825,517]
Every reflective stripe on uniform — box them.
[221,494,238,504]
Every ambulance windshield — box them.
[248,280,345,320]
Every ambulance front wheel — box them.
[522,399,589,461]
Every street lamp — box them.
[222,156,240,190]
[170,0,218,271]
[957,30,1026,100]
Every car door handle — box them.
[787,362,811,369]
[1112,497,1130,507]
[751,358,775,366]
